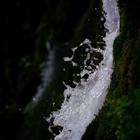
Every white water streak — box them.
[24,42,55,113]
[47,0,120,139]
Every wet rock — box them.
[50,125,63,135]
[82,73,89,80]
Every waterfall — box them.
[24,41,55,113]
[47,0,120,140]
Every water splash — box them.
[47,0,120,139]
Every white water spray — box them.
[24,41,55,113]
[47,0,120,139]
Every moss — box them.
[82,1,140,139]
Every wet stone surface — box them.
[63,39,104,88]
[50,125,63,136]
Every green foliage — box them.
[83,88,140,140]
[82,1,140,140]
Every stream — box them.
[47,0,120,140]
[21,0,120,140]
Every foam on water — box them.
[47,0,120,139]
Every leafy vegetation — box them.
[82,0,140,139]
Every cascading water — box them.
[47,0,120,140]
[24,41,55,113]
